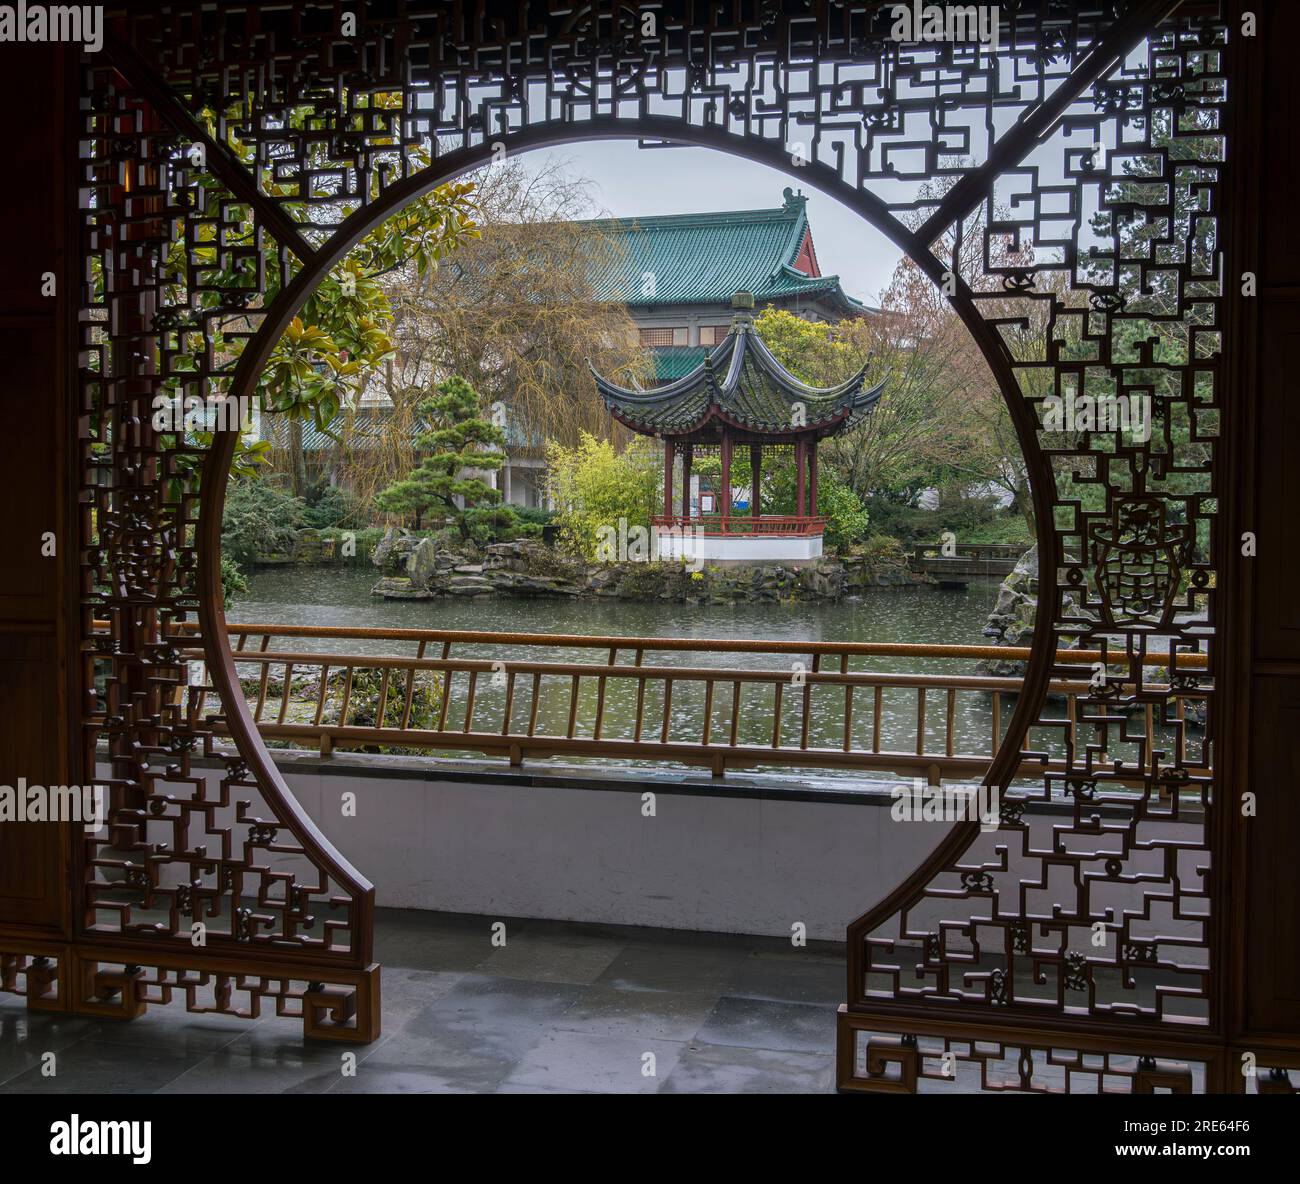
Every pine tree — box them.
[376,376,517,540]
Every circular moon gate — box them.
[59,3,1226,1086]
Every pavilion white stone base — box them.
[658,532,823,563]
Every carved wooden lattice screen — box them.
[0,1,1265,1085]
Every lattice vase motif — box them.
[1093,500,1191,632]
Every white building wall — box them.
[102,755,1206,946]
[659,532,823,563]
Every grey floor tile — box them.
[73,1008,261,1056]
[595,942,750,993]
[379,968,468,1029]
[0,1010,99,1086]
[554,984,717,1042]
[222,1021,362,1062]
[695,995,835,1055]
[329,1027,536,1094]
[0,1038,203,1094]
[621,926,758,951]
[661,1043,835,1093]
[478,932,625,985]
[167,1047,349,1094]
[499,1031,686,1094]
[375,927,497,974]
[0,912,847,1093]
[515,917,640,942]
[405,974,587,1041]
[496,1080,597,1094]
[727,951,848,1007]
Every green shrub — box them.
[320,525,387,566]
[222,477,307,564]
[544,433,661,560]
[854,534,908,567]
[221,554,249,606]
[303,483,368,530]
[512,506,556,527]
[332,668,444,755]
[817,475,871,551]
[763,465,870,552]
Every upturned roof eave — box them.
[593,320,882,436]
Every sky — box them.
[517,140,905,306]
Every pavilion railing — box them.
[653,513,828,537]
[170,623,1209,786]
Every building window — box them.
[640,327,688,347]
[699,325,730,346]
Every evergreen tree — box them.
[376,376,518,541]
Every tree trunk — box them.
[287,417,308,496]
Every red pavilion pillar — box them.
[663,439,674,520]
[750,443,762,524]
[682,444,693,520]
[795,437,806,518]
[809,440,819,518]
[720,429,732,531]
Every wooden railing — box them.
[171,623,1210,786]
[653,514,828,537]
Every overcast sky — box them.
[519,140,905,305]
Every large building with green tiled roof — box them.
[582,187,871,382]
[260,188,870,510]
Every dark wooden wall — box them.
[1226,0,1300,1050]
[0,43,73,936]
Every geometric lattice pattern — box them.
[26,1,1230,1070]
[852,11,1223,1042]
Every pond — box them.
[226,566,1026,780]
[230,567,1002,662]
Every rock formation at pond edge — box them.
[368,529,932,605]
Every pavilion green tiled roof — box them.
[581,189,866,315]
[592,302,884,440]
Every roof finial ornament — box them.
[731,289,755,327]
[782,186,806,211]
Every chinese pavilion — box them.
[591,292,885,562]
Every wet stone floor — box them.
[0,909,848,1094]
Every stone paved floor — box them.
[0,910,846,1094]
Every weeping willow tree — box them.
[381,155,650,450]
